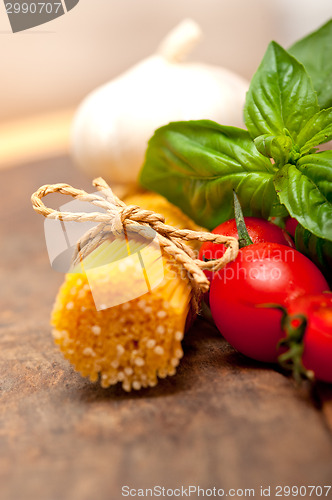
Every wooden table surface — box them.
[0,157,332,500]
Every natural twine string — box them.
[31,177,239,312]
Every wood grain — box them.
[0,158,332,500]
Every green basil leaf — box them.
[297,151,332,206]
[140,120,286,230]
[244,41,319,141]
[274,154,332,241]
[296,108,332,154]
[254,134,293,165]
[295,225,332,286]
[289,19,332,109]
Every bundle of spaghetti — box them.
[51,192,204,391]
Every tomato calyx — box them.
[233,191,254,249]
[201,192,253,262]
[278,313,315,383]
[257,303,314,382]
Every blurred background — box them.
[0,0,331,168]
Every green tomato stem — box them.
[278,313,314,383]
[233,190,254,248]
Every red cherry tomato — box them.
[284,294,332,383]
[285,217,299,238]
[209,242,329,363]
[199,217,293,282]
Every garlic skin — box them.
[71,19,249,186]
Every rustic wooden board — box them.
[0,158,332,500]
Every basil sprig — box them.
[140,25,332,245]
[244,42,332,241]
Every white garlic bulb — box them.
[71,19,249,186]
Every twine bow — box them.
[31,178,239,311]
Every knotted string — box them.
[31,177,239,312]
